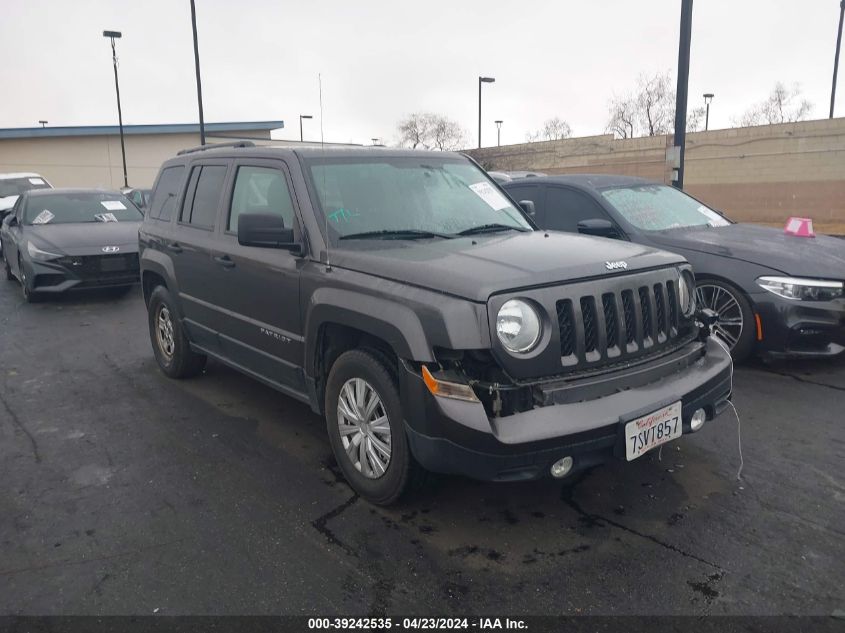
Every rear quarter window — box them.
[149,165,185,221]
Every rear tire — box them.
[147,285,207,378]
[696,279,755,362]
[325,349,423,505]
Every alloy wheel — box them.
[695,283,744,349]
[336,377,392,479]
[155,305,176,359]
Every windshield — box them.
[24,192,142,225]
[0,176,51,198]
[302,156,532,242]
[601,184,730,231]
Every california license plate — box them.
[625,401,682,461]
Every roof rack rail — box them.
[177,140,256,155]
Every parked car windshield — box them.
[302,155,532,242]
[601,184,731,231]
[24,192,142,225]
[0,177,51,198]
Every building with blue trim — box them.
[0,121,284,188]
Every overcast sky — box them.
[1,0,842,146]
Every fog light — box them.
[550,456,574,479]
[690,408,706,432]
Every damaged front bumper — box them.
[399,337,732,482]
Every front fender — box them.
[304,287,431,377]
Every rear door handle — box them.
[166,241,183,253]
[213,254,235,269]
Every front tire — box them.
[3,252,12,281]
[696,279,755,362]
[147,285,207,378]
[325,349,421,505]
[18,257,37,303]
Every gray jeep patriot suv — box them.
[139,142,732,504]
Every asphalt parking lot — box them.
[1,282,843,617]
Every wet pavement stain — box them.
[687,571,725,603]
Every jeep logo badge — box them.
[102,246,120,253]
[605,260,628,271]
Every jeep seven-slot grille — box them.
[556,279,684,368]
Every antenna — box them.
[319,72,332,272]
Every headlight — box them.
[756,276,844,301]
[678,270,696,317]
[27,241,61,261]
[496,299,542,353]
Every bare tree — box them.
[526,116,573,142]
[605,94,637,139]
[397,113,466,150]
[735,82,814,126]
[686,106,706,132]
[431,117,468,151]
[636,71,675,136]
[397,113,434,149]
[605,71,676,138]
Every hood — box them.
[648,223,845,279]
[28,221,141,256]
[329,231,685,302]
[0,195,19,212]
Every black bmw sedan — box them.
[0,189,142,302]
[503,175,845,361]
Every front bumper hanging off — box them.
[399,337,733,482]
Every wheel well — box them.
[313,323,399,412]
[142,271,167,306]
[694,275,756,309]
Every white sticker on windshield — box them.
[469,181,510,211]
[100,200,126,211]
[94,212,118,223]
[28,178,45,185]
[32,209,55,225]
[697,205,729,227]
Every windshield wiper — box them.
[456,223,529,236]
[338,229,454,241]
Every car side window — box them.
[505,184,545,221]
[228,166,296,233]
[182,165,227,229]
[149,166,185,221]
[545,186,612,233]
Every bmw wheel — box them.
[695,280,755,362]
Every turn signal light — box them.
[421,366,479,402]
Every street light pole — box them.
[495,120,503,146]
[38,120,48,128]
[831,0,845,118]
[189,0,206,145]
[672,0,694,189]
[103,30,128,188]
[703,93,714,130]
[478,76,495,148]
[299,114,313,142]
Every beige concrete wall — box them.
[0,129,273,190]
[467,117,845,231]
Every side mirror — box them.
[237,213,300,253]
[518,200,536,217]
[577,218,618,238]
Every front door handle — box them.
[213,254,235,269]
[166,241,183,253]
